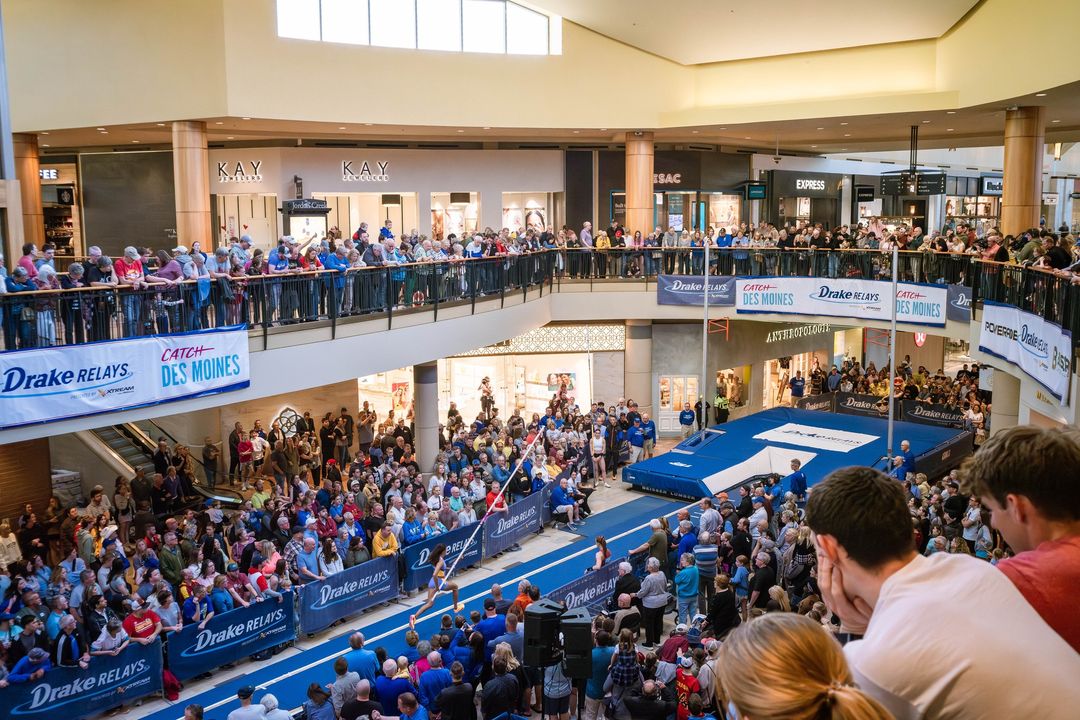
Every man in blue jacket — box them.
[550,477,581,527]
[783,459,808,501]
[641,412,658,459]
[628,418,646,463]
[679,403,696,438]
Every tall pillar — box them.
[624,320,653,416]
[989,368,1020,437]
[1001,107,1045,236]
[12,133,44,249]
[172,120,211,249]
[414,361,440,474]
[625,132,654,236]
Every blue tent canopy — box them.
[623,407,972,500]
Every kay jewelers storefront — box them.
[208,147,565,250]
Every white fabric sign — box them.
[736,277,947,326]
[700,446,818,495]
[752,423,879,453]
[0,327,250,429]
[978,302,1072,402]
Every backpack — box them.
[162,668,182,701]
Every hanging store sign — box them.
[735,278,946,327]
[978,301,1072,402]
[765,323,832,343]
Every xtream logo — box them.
[186,608,287,655]
[15,659,151,713]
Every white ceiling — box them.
[535,0,979,65]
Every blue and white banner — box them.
[483,491,545,557]
[3,638,162,720]
[656,275,736,306]
[298,556,398,634]
[167,591,296,680]
[794,394,836,412]
[946,284,972,323]
[545,556,624,614]
[735,278,947,326]
[834,392,894,419]
[0,325,250,429]
[978,301,1072,402]
[402,523,482,592]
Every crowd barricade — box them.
[402,522,483,592]
[482,486,549,556]
[797,392,969,431]
[167,590,296,680]
[298,555,399,634]
[1,638,164,720]
[542,555,626,615]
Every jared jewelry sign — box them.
[342,160,390,182]
[217,160,263,183]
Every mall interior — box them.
[1,1,1079,719]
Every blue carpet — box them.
[143,494,688,720]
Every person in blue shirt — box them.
[296,537,324,583]
[374,658,415,716]
[673,553,700,625]
[550,477,581,527]
[344,632,379,685]
[788,371,806,401]
[679,403,696,438]
[417,651,453,711]
[209,576,234,615]
[379,220,395,241]
[826,366,842,393]
[473,599,507,662]
[402,509,425,546]
[181,584,213,626]
[627,418,646,463]
[783,459,808,501]
[640,412,658,458]
[899,439,917,479]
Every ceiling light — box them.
[338,126,347,130]
[227,136,234,140]
[156,123,166,126]
[215,121,224,125]
[816,127,824,130]
[600,128,607,131]
[947,128,954,132]
[840,122,848,126]
[844,133,851,137]
[810,145,817,148]
[691,130,699,134]
[242,117,251,120]
[572,130,580,134]
[96,127,106,131]
[744,136,751,140]
[719,127,727,131]
[132,140,141,143]
[922,120,931,123]
[457,129,465,133]
[364,123,373,126]
[40,131,49,135]
[41,144,50,147]
[841,148,848,151]
[483,127,491,130]
[946,111,956,114]
[1035,93,1047,97]
[99,131,108,134]
[1052,119,1061,123]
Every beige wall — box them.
[218,379,360,446]
[9,0,1079,133]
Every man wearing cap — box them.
[474,598,507,663]
[227,686,265,720]
[8,646,51,683]
[123,599,163,645]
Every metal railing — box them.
[3,248,1078,351]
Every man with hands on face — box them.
[806,466,1080,720]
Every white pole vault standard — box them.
[430,427,547,596]
[701,235,711,440]
[886,244,898,466]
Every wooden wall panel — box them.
[0,439,52,524]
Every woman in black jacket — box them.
[707,574,741,639]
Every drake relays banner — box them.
[978,301,1072,402]
[0,326,250,429]
[735,278,947,326]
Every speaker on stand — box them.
[524,598,563,668]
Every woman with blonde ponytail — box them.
[716,613,892,720]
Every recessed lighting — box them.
[840,122,848,126]
[482,127,491,130]
[364,123,373,126]
[96,127,105,131]
[810,145,817,148]
[227,136,234,140]
[719,127,727,131]
[131,140,140,143]
[600,128,607,131]
[1035,93,1047,97]
[817,127,824,130]
[691,130,699,134]
[456,129,465,133]
[844,133,851,137]
[215,121,224,125]
[947,128,954,132]
[922,120,931,123]
[338,126,346,130]
[99,131,108,134]
[1052,119,1061,123]
[744,136,751,140]
[156,123,166,126]
[572,130,580,134]
[841,148,848,151]
[40,131,49,135]
[41,144,50,147]
[241,117,251,120]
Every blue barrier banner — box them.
[4,638,163,720]
[483,490,544,556]
[299,555,398,634]
[657,275,736,306]
[168,591,296,680]
[545,556,625,614]
[402,523,483,592]
[946,283,971,323]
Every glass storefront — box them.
[431,192,480,241]
[213,193,280,250]
[501,192,550,233]
[762,350,828,408]
[657,374,699,431]
[316,192,420,238]
[610,191,743,232]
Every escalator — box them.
[87,421,245,510]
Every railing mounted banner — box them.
[298,555,399,634]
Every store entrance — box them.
[658,375,699,432]
[762,352,823,408]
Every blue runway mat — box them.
[142,494,688,720]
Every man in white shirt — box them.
[806,466,1080,720]
[748,497,768,541]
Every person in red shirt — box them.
[122,601,163,645]
[237,432,254,489]
[486,479,508,516]
[960,425,1080,653]
[674,656,700,720]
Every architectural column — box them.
[624,132,654,236]
[12,133,44,250]
[1001,106,1045,237]
[413,361,440,473]
[624,320,653,416]
[989,368,1020,437]
[172,120,211,249]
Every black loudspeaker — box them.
[524,598,563,668]
[560,607,593,679]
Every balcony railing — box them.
[2,248,1077,352]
